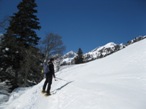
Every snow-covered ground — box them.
[0,82,10,105]
[1,39,146,109]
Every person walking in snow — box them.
[42,58,56,96]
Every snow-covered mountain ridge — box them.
[61,42,124,65]
[2,38,146,109]
[61,35,146,65]
[84,42,125,61]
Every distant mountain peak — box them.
[63,51,77,58]
[91,42,117,52]
[61,51,77,65]
[84,42,125,61]
[104,42,116,47]
[66,50,76,55]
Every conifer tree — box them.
[6,0,41,46]
[0,0,42,88]
[75,48,84,64]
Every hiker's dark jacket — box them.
[48,61,55,78]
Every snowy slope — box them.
[2,39,146,109]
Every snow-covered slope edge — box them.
[2,39,146,109]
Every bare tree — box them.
[40,33,66,72]
[41,33,66,60]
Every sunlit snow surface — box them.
[1,39,146,109]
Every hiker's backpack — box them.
[43,63,50,74]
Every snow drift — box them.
[1,39,146,109]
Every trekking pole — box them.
[56,77,68,82]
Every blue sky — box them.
[0,0,146,53]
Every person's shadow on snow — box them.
[52,81,73,94]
